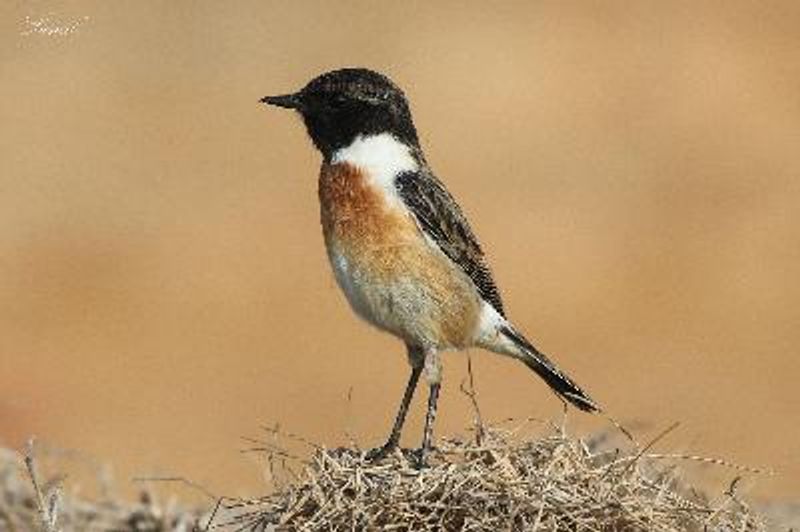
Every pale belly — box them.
[325,238,482,350]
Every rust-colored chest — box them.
[316,162,482,349]
[318,162,415,251]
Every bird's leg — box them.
[413,348,442,468]
[365,363,422,461]
[415,380,441,468]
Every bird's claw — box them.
[365,442,397,462]
[406,447,432,470]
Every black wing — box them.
[395,171,505,317]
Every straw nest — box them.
[1,423,770,531]
[211,421,767,531]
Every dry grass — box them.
[211,420,768,531]
[0,423,773,531]
[0,440,203,531]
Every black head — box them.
[261,68,419,160]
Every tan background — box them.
[1,1,798,503]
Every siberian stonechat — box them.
[261,68,598,466]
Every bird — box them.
[260,68,599,466]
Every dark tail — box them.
[500,325,600,413]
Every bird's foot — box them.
[364,441,397,462]
[406,446,433,470]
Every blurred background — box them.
[1,1,798,503]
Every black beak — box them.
[260,93,303,110]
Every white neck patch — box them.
[331,133,419,192]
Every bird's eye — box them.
[329,94,349,108]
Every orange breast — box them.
[318,162,416,252]
[318,163,481,349]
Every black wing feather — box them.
[395,171,506,317]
